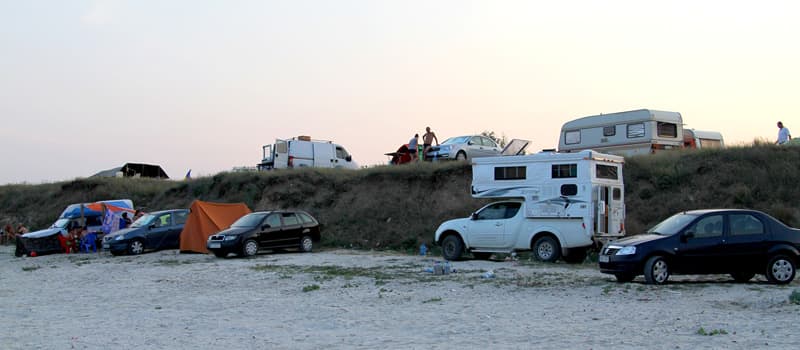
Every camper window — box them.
[596,165,619,180]
[494,166,526,180]
[627,123,645,138]
[603,126,616,137]
[561,184,578,196]
[564,131,580,145]
[657,122,678,137]
[552,164,577,178]
[613,188,621,200]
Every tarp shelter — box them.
[92,163,169,179]
[179,200,251,254]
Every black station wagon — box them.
[599,209,800,284]
[206,210,320,258]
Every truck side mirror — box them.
[470,213,478,220]
[346,156,352,162]
[681,231,694,242]
[261,224,270,230]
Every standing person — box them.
[133,209,144,222]
[776,121,792,145]
[120,212,132,229]
[2,224,14,245]
[408,134,419,162]
[16,224,28,235]
[422,126,439,160]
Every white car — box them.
[426,135,502,161]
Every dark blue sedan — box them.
[599,209,800,284]
[103,209,189,255]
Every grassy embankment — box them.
[1,144,799,250]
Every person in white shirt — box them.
[408,134,419,161]
[776,121,792,145]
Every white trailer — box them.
[683,129,725,149]
[558,109,684,156]
[434,150,625,262]
[258,136,358,170]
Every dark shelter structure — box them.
[92,163,169,179]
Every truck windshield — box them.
[52,218,70,229]
[647,213,698,235]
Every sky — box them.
[1,0,799,184]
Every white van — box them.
[559,109,685,156]
[434,150,625,263]
[258,136,358,170]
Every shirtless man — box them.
[422,126,439,160]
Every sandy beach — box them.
[1,245,798,349]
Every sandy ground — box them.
[1,244,799,350]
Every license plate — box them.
[599,255,610,263]
[102,244,110,249]
[209,243,221,249]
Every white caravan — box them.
[434,150,625,263]
[559,109,685,156]
[683,129,724,149]
[258,136,358,170]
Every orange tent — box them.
[179,200,251,253]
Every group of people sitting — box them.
[57,224,98,254]
[1,224,28,245]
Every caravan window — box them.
[596,165,619,180]
[561,184,578,196]
[494,166,526,180]
[603,126,616,137]
[627,123,645,138]
[552,164,577,178]
[564,130,580,145]
[657,122,678,137]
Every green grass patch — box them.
[302,284,320,292]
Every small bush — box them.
[302,284,320,292]
[789,289,800,305]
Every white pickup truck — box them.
[434,150,626,262]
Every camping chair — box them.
[81,232,98,253]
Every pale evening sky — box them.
[1,0,798,184]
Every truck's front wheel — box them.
[533,236,561,262]
[441,235,464,261]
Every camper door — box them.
[273,140,289,168]
[594,186,624,235]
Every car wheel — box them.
[128,239,145,255]
[300,235,314,253]
[455,151,467,161]
[614,273,635,283]
[241,239,258,257]
[441,235,464,261]
[472,252,492,260]
[766,255,795,284]
[730,271,755,283]
[644,256,670,285]
[212,251,228,258]
[533,236,561,262]
[562,248,587,264]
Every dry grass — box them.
[3,144,800,250]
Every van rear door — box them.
[273,139,289,168]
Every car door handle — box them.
[495,223,502,227]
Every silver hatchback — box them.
[426,135,502,161]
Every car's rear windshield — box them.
[647,213,698,235]
[231,213,269,228]
[442,136,470,145]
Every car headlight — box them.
[114,235,125,241]
[616,246,636,255]
[223,235,237,241]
